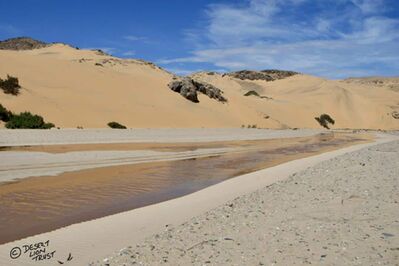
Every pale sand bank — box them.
[0,128,322,146]
[0,133,396,266]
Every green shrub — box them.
[244,90,260,97]
[42,122,55,129]
[0,104,12,122]
[107,121,127,129]
[315,114,335,129]
[5,112,55,129]
[0,75,21,95]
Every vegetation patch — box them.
[315,114,335,129]
[0,104,12,122]
[244,90,273,100]
[0,75,21,95]
[107,121,127,129]
[244,90,260,97]
[241,124,258,128]
[5,112,55,129]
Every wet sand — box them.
[0,132,371,244]
[0,132,329,182]
[0,131,340,154]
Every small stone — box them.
[382,232,394,238]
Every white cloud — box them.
[121,50,136,56]
[350,0,386,14]
[160,0,399,78]
[123,35,147,41]
[344,17,399,44]
[165,67,200,76]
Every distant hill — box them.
[0,37,398,129]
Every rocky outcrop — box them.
[168,77,227,103]
[192,80,227,102]
[262,69,299,79]
[169,78,199,103]
[0,37,49,50]
[225,69,298,81]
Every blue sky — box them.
[0,0,398,78]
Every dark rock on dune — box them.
[392,111,399,119]
[192,80,227,102]
[169,78,199,103]
[226,69,298,81]
[168,78,227,103]
[0,37,48,50]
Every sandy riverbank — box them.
[0,132,396,265]
[0,131,361,183]
[0,132,369,244]
[92,134,399,265]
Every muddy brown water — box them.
[0,132,372,244]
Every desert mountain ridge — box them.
[0,37,398,129]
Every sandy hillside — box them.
[192,72,399,129]
[0,40,398,129]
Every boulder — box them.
[168,78,227,103]
[192,80,227,102]
[168,78,199,103]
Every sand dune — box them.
[192,72,399,129]
[0,44,398,129]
